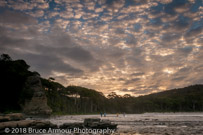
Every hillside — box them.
[0,54,107,114]
[0,54,203,114]
[0,54,38,112]
[134,85,203,113]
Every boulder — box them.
[59,123,84,129]
[22,75,52,115]
[58,118,117,131]
[84,118,100,126]
[101,119,111,124]
[84,118,117,130]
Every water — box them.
[40,113,203,134]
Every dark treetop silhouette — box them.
[1,54,203,114]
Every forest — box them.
[1,54,203,114]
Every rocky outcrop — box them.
[84,118,117,129]
[0,120,56,129]
[59,123,84,129]
[0,113,57,134]
[0,114,117,134]
[84,118,101,126]
[22,75,52,115]
[0,119,57,134]
[60,118,117,130]
[0,113,25,122]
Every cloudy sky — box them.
[0,0,203,96]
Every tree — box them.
[0,54,32,112]
[123,94,131,98]
[48,77,55,81]
[107,92,118,99]
[0,54,12,61]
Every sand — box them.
[44,113,203,135]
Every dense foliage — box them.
[43,83,107,114]
[0,54,35,112]
[1,54,203,114]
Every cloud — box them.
[107,0,125,13]
[184,26,203,39]
[166,19,191,32]
[28,10,44,17]
[0,10,37,25]
[173,3,191,13]
[134,0,149,5]
[95,7,104,13]
[177,46,193,54]
[157,0,172,4]
[2,0,49,11]
[97,0,106,5]
[63,47,94,62]
[161,33,181,43]
[17,53,83,77]
[124,78,140,85]
[0,14,101,78]
[131,72,145,76]
[0,0,202,95]
[194,65,203,72]
[161,14,178,22]
[120,88,153,95]
[0,0,6,7]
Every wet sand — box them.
[45,113,203,135]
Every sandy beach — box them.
[44,113,203,135]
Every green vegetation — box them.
[1,54,203,114]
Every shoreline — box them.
[46,112,203,135]
[1,112,203,134]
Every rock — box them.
[84,118,100,126]
[0,115,10,122]
[84,118,117,130]
[22,75,52,115]
[0,120,35,131]
[0,120,57,134]
[0,113,24,122]
[92,122,117,129]
[58,118,117,131]
[7,113,25,121]
[30,120,57,129]
[101,119,111,124]
[59,123,84,129]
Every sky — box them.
[0,0,203,96]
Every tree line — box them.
[1,54,203,114]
